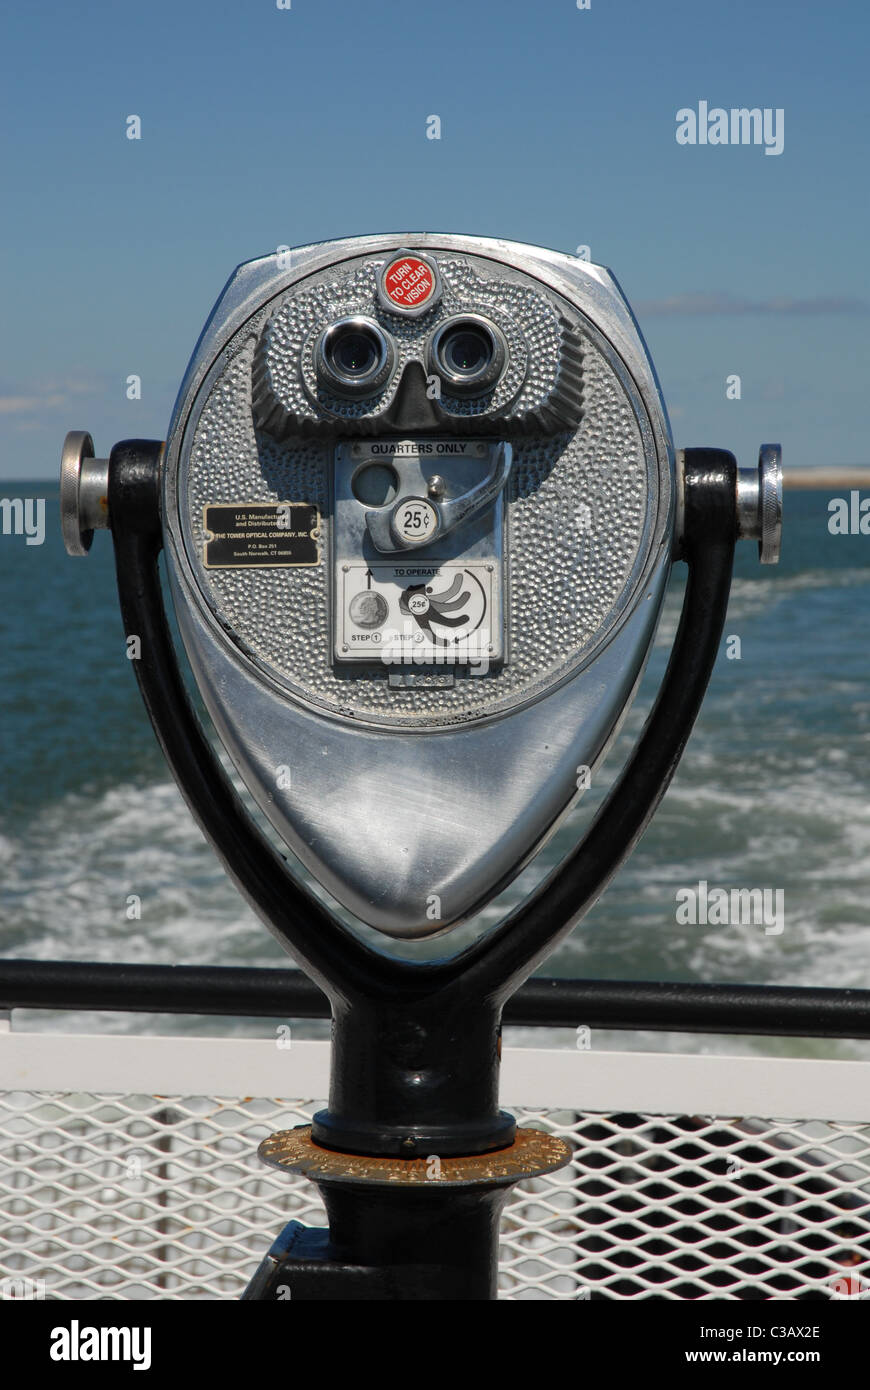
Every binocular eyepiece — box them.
[317,317,394,396]
[315,312,506,401]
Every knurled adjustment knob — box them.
[60,430,110,556]
[736,443,782,564]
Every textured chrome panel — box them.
[177,269,654,728]
[251,254,582,435]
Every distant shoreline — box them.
[785,469,870,490]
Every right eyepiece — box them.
[428,314,507,396]
[316,316,395,397]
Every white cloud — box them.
[0,393,68,414]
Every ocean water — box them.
[2,483,870,1054]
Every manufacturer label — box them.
[203,503,320,568]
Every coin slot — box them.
[351,463,399,508]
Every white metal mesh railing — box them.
[2,1089,870,1300]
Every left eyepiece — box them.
[316,317,394,397]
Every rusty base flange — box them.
[258,1124,572,1187]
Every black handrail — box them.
[2,959,870,1039]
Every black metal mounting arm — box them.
[108,440,737,1160]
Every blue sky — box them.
[0,0,867,478]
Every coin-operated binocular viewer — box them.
[61,234,781,1300]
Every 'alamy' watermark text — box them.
[0,497,44,545]
[676,102,784,156]
[676,879,785,935]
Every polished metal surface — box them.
[60,430,110,557]
[161,234,675,937]
[736,443,783,564]
[758,442,783,564]
[169,520,668,936]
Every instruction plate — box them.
[335,561,498,665]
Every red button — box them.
[382,255,436,311]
